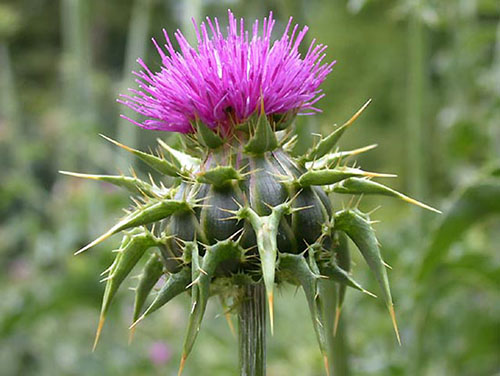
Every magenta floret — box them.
[119,10,335,134]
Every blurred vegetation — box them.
[0,0,499,375]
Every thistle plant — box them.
[62,10,439,375]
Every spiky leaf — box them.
[59,171,160,197]
[305,144,378,170]
[180,239,245,369]
[133,267,191,325]
[278,253,329,363]
[194,119,224,149]
[244,111,278,154]
[297,167,395,187]
[240,203,291,333]
[197,166,242,186]
[332,231,350,333]
[321,262,375,297]
[101,134,181,177]
[132,252,164,326]
[93,230,155,350]
[331,177,440,213]
[77,198,191,254]
[303,99,371,162]
[334,209,400,344]
[157,138,201,170]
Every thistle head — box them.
[118,10,335,137]
[63,9,443,376]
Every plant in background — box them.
[62,10,439,375]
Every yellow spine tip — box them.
[367,172,398,178]
[92,315,106,352]
[268,292,274,336]
[389,305,402,346]
[75,232,113,255]
[333,307,342,337]
[323,354,331,376]
[100,134,133,152]
[224,312,236,338]
[403,196,442,214]
[128,326,136,345]
[129,316,143,330]
[178,355,187,376]
[343,98,372,128]
[363,289,378,298]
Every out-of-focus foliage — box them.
[0,0,498,375]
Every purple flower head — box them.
[119,10,335,135]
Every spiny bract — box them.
[61,10,439,375]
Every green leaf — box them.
[93,230,155,350]
[157,138,201,170]
[303,99,371,162]
[331,177,441,213]
[244,109,278,154]
[446,254,500,290]
[132,267,191,325]
[194,119,224,149]
[305,144,378,170]
[76,198,191,254]
[59,171,161,197]
[334,209,400,344]
[240,203,290,333]
[101,134,181,177]
[331,231,350,335]
[418,177,500,281]
[131,252,164,326]
[180,239,245,370]
[278,253,330,367]
[320,262,376,297]
[297,167,395,187]
[196,166,242,186]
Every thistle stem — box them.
[238,282,266,376]
[331,315,350,376]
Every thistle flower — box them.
[62,9,440,376]
[119,10,334,135]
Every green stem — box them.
[238,282,266,376]
[331,315,350,376]
[322,280,350,376]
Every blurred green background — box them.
[1,0,499,375]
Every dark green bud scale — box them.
[61,101,440,374]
